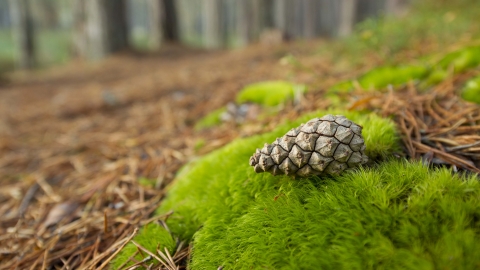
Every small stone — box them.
[295,132,319,151]
[316,121,338,136]
[288,145,312,168]
[334,126,354,144]
[315,136,340,157]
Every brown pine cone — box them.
[249,115,368,177]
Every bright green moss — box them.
[461,76,480,104]
[153,109,480,269]
[437,46,480,73]
[328,81,355,94]
[328,65,428,94]
[143,108,480,269]
[111,223,176,269]
[190,160,480,269]
[236,81,306,106]
[358,65,428,91]
[138,177,156,188]
[194,107,226,130]
[156,110,399,242]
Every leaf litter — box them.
[0,42,479,269]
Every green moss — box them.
[190,160,480,269]
[358,65,429,91]
[111,223,176,269]
[419,68,450,89]
[194,107,226,130]
[153,109,480,269]
[236,81,306,106]
[328,65,428,94]
[461,76,480,104]
[328,81,355,94]
[334,1,480,65]
[156,110,399,242]
[437,46,480,73]
[138,177,156,188]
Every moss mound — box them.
[194,107,226,130]
[437,46,480,73]
[461,76,480,104]
[137,111,396,267]
[236,81,306,106]
[190,160,480,269]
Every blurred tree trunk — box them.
[303,0,315,38]
[163,0,178,41]
[235,0,248,47]
[203,0,221,48]
[9,0,36,69]
[73,0,128,60]
[337,0,357,37]
[147,0,164,50]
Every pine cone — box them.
[249,115,368,177]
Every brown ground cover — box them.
[0,41,478,269]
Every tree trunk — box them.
[73,0,128,60]
[147,0,164,50]
[303,0,315,38]
[203,0,221,48]
[163,0,178,41]
[337,0,357,37]
[8,0,35,69]
[235,0,249,47]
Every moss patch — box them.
[329,65,428,93]
[437,46,480,73]
[359,65,429,91]
[194,107,226,130]
[236,81,306,106]
[111,223,176,269]
[329,45,480,94]
[150,111,398,267]
[190,160,480,269]
[461,76,480,104]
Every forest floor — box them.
[0,40,355,269]
[0,37,479,269]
